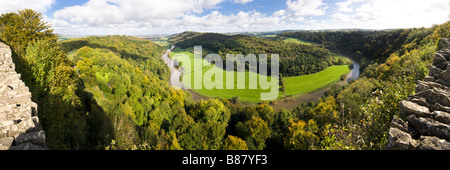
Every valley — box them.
[1,8,449,151]
[164,33,358,109]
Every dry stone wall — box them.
[387,38,450,150]
[0,42,46,150]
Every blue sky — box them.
[46,0,89,16]
[0,0,448,35]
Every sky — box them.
[0,0,449,35]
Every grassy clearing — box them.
[282,37,319,46]
[169,47,350,103]
[170,47,278,103]
[283,65,351,96]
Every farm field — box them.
[283,65,350,96]
[170,47,350,103]
[282,37,319,46]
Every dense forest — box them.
[280,28,434,70]
[169,32,349,76]
[279,22,449,149]
[1,9,449,150]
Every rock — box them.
[14,130,46,146]
[0,137,14,150]
[435,103,450,113]
[391,117,418,138]
[414,89,450,107]
[410,97,430,108]
[435,78,450,86]
[9,142,46,150]
[433,111,450,125]
[387,128,418,150]
[415,81,450,94]
[428,65,442,78]
[418,136,450,150]
[399,100,432,118]
[437,38,450,51]
[440,65,450,82]
[407,115,450,141]
[391,117,409,132]
[0,42,46,150]
[387,38,450,150]
[433,52,448,70]
[424,76,435,82]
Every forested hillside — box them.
[1,9,449,150]
[278,22,449,149]
[281,28,434,70]
[60,36,169,80]
[0,9,302,150]
[169,32,348,76]
[0,9,88,149]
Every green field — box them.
[170,47,350,103]
[283,65,350,96]
[170,47,278,103]
[282,37,319,46]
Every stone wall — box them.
[387,38,450,150]
[0,42,46,150]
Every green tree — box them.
[284,119,319,150]
[236,116,271,150]
[0,9,56,53]
[223,135,248,150]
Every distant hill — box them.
[60,35,169,80]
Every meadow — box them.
[170,47,350,103]
[282,37,319,46]
[283,65,350,96]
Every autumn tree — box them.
[0,9,56,53]
[223,135,248,150]
[284,119,319,150]
[236,116,271,150]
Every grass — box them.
[283,65,351,96]
[170,47,278,103]
[282,37,319,46]
[170,47,350,103]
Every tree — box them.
[223,135,248,150]
[314,96,339,126]
[236,116,271,150]
[188,99,231,124]
[284,119,319,150]
[0,9,56,53]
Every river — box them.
[162,46,184,89]
[271,53,360,111]
[162,48,360,111]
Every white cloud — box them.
[233,0,254,4]
[172,10,283,32]
[286,0,328,17]
[273,10,286,17]
[48,0,450,35]
[331,13,350,21]
[51,0,287,35]
[329,0,450,29]
[0,0,55,14]
[53,0,224,27]
[335,0,366,13]
[273,0,328,22]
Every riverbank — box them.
[271,51,360,111]
[162,47,360,111]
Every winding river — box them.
[162,46,184,89]
[162,47,360,111]
[271,54,360,111]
